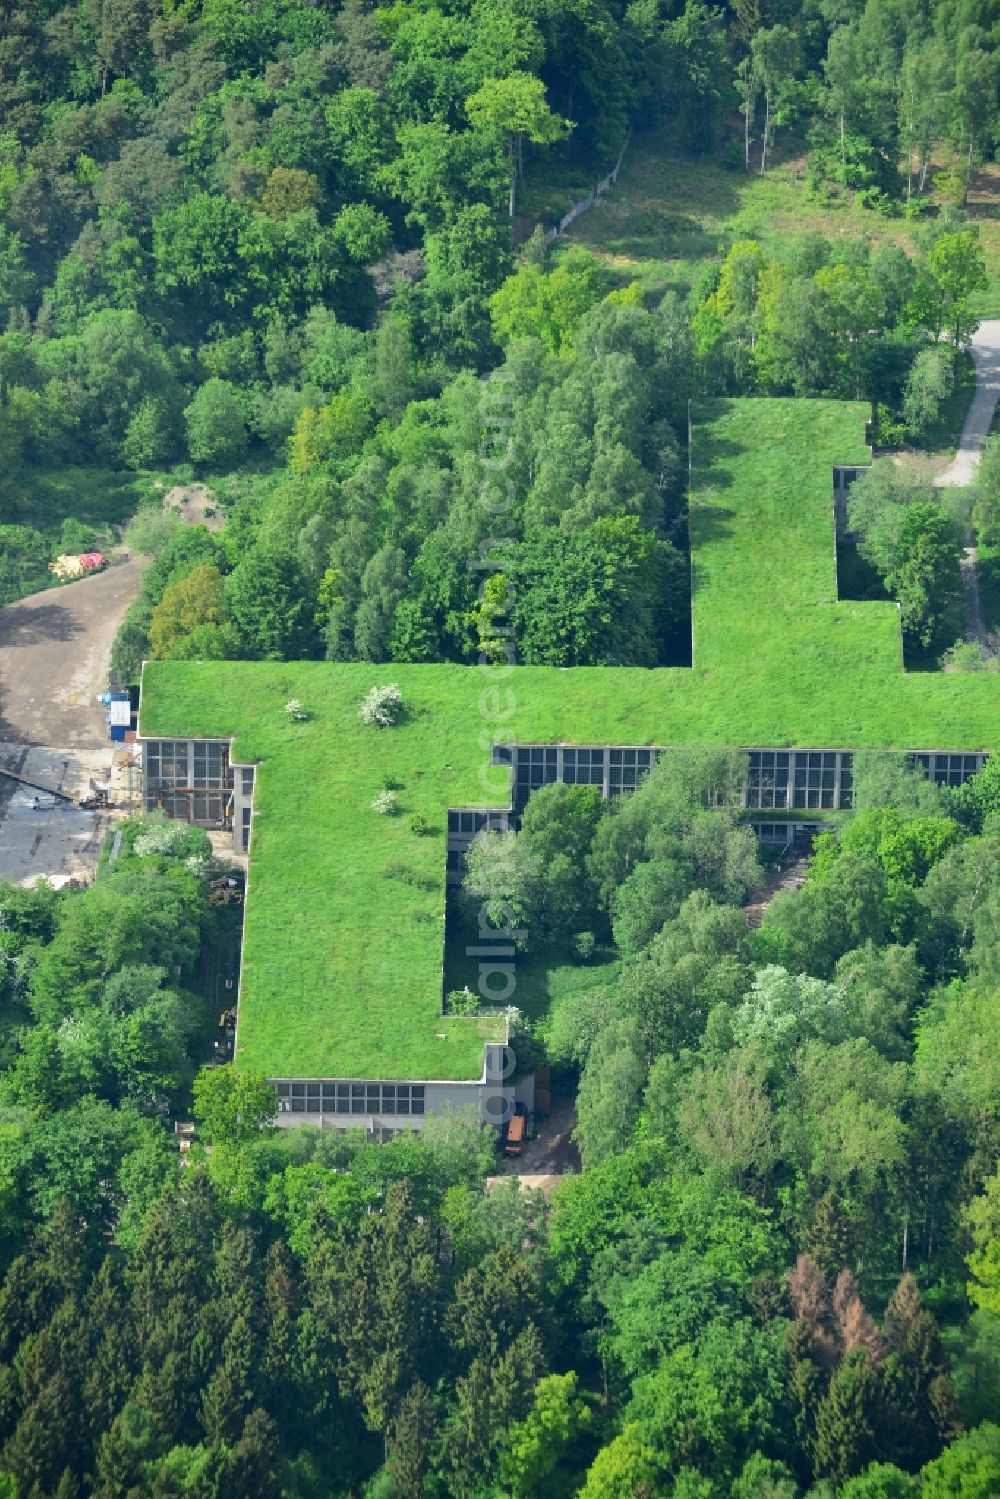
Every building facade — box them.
[270,1043,530,1137]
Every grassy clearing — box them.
[545,128,1000,318]
[17,467,151,535]
[444,921,619,1028]
[966,162,1000,319]
[559,131,913,296]
[141,398,1000,1083]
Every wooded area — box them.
[1,0,1000,1492]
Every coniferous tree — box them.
[387,1381,437,1499]
[803,1189,855,1282]
[812,1348,880,1485]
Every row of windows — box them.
[754,823,793,844]
[565,748,606,767]
[145,740,231,791]
[748,750,853,810]
[145,739,192,761]
[514,746,657,769]
[609,764,648,791]
[751,752,791,770]
[513,745,661,802]
[563,761,604,785]
[747,751,986,809]
[274,1081,426,1116]
[610,750,656,767]
[911,753,983,786]
[447,810,510,835]
[517,747,557,766]
[495,745,986,814]
[144,790,230,823]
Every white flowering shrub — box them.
[370,789,399,815]
[132,820,212,865]
[359,683,404,727]
[285,698,309,721]
[134,823,190,858]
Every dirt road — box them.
[0,554,141,748]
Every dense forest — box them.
[2,0,1000,1494]
[0,0,995,662]
[5,753,1000,1493]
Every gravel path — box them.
[933,321,1000,651]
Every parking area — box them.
[0,555,141,884]
[0,746,111,885]
[495,1092,580,1178]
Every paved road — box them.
[935,319,1000,488]
[0,554,140,748]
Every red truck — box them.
[503,1103,528,1157]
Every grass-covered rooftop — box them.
[139,398,1000,1083]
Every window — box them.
[515,746,558,803]
[934,752,982,786]
[792,751,838,810]
[609,748,656,795]
[144,740,234,823]
[747,751,790,810]
[907,751,984,788]
[564,747,605,786]
[271,1080,428,1118]
[754,822,791,845]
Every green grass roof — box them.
[140,399,1000,1082]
